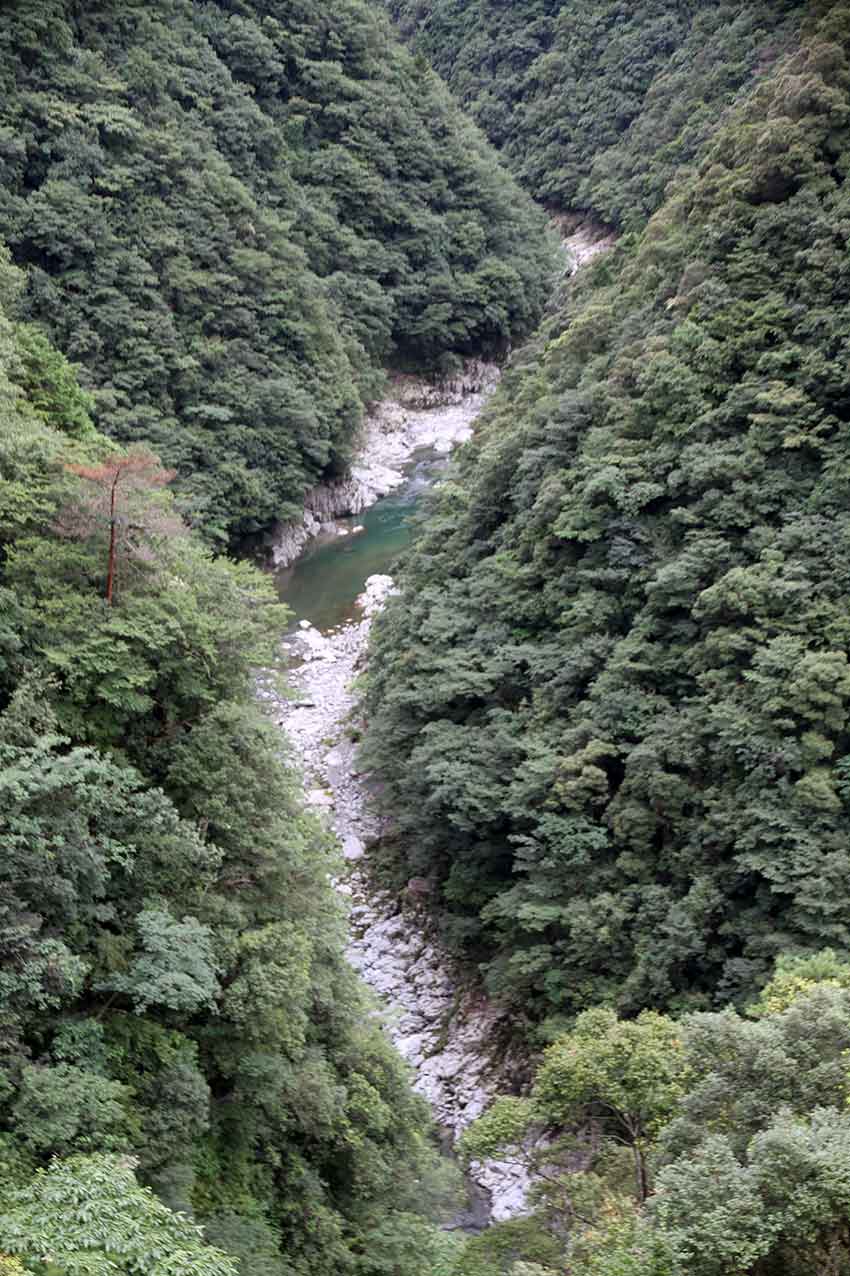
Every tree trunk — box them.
[633,1140,649,1203]
[106,470,119,605]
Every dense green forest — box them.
[0,251,462,1271]
[457,951,850,1275]
[385,0,807,229]
[367,0,850,1029]
[0,2,555,1271]
[364,1,850,1267]
[6,0,850,1272]
[0,0,550,545]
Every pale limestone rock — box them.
[306,788,334,808]
[473,1157,535,1223]
[342,834,364,860]
[269,358,500,567]
[356,574,398,616]
[270,380,537,1227]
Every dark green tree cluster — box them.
[363,4,850,1030]
[0,245,457,1275]
[454,953,850,1275]
[0,0,550,544]
[385,0,807,229]
[385,0,559,162]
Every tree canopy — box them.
[384,0,806,229]
[6,1,850,1273]
[363,4,850,1027]
[0,0,551,544]
[0,242,457,1275]
[455,962,850,1274]
[0,1155,239,1276]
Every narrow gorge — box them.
[266,222,614,1227]
[268,372,532,1226]
[2,3,850,1274]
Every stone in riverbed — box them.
[342,834,364,860]
[406,876,433,901]
[475,1157,534,1223]
[395,1032,428,1068]
[306,788,334,808]
[356,573,398,617]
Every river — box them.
[266,373,534,1227]
[269,226,615,1229]
[274,447,445,631]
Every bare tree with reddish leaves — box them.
[60,448,178,604]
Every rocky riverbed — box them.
[265,578,534,1224]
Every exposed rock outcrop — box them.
[553,213,617,275]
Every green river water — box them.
[275,448,445,632]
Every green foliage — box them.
[748,948,850,1016]
[11,1066,133,1160]
[652,1109,850,1276]
[571,1214,676,1276]
[363,5,850,1025]
[9,1,850,1272]
[458,1097,533,1164]
[534,1010,685,1136]
[474,970,850,1275]
[5,508,288,760]
[459,1005,685,1272]
[0,1154,239,1275]
[0,250,456,1274]
[386,1,804,230]
[510,1266,557,1276]
[11,325,97,441]
[352,1212,461,1276]
[660,984,850,1162]
[0,0,550,544]
[98,909,221,1016]
[449,1216,565,1276]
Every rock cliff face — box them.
[268,361,499,568]
[559,218,617,272]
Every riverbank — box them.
[267,586,534,1224]
[272,448,445,633]
[268,361,500,569]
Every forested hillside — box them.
[457,952,850,1275]
[0,0,550,544]
[363,3,850,1271]
[6,0,850,1273]
[365,6,850,1026]
[0,248,459,1274]
[385,0,805,228]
